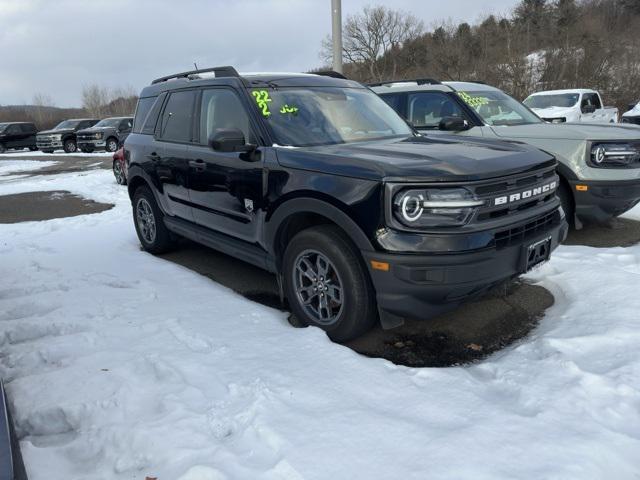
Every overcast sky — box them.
[0,0,520,107]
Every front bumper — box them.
[571,178,640,223]
[36,138,63,149]
[363,208,567,324]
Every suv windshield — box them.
[93,118,121,128]
[54,120,81,130]
[524,93,580,109]
[457,90,541,126]
[250,87,412,147]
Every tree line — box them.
[322,0,640,111]
[0,85,138,130]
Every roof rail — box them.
[368,78,441,87]
[151,66,240,85]
[312,70,348,80]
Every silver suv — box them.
[372,80,640,227]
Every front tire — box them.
[105,137,119,153]
[132,186,175,254]
[29,146,38,151]
[63,138,77,153]
[558,182,575,228]
[283,225,377,342]
[113,160,127,185]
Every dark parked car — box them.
[125,66,567,341]
[113,146,126,185]
[0,122,38,153]
[36,118,99,153]
[77,116,133,153]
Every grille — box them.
[472,167,558,223]
[494,210,559,249]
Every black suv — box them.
[125,67,568,341]
[0,122,38,153]
[77,116,133,153]
[36,118,99,153]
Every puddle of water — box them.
[0,190,113,223]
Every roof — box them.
[370,80,499,94]
[139,71,363,98]
[527,88,598,97]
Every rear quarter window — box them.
[132,96,157,134]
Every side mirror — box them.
[208,128,255,153]
[582,104,596,114]
[439,116,469,132]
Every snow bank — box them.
[0,160,58,176]
[1,169,639,479]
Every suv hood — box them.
[37,128,75,135]
[274,135,555,182]
[491,122,640,140]
[78,126,114,134]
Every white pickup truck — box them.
[524,89,618,124]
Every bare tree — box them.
[81,84,109,118]
[322,5,423,82]
[31,92,55,128]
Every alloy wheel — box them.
[292,249,344,325]
[136,198,156,244]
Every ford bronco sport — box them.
[125,67,567,341]
[372,80,640,228]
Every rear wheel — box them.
[105,137,119,153]
[41,149,54,154]
[0,143,6,153]
[63,138,77,153]
[132,186,175,254]
[29,146,38,151]
[283,225,377,342]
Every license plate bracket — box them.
[522,236,552,272]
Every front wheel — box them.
[63,138,77,153]
[283,225,377,342]
[105,137,119,153]
[132,186,175,254]
[113,160,127,185]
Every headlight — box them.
[590,142,640,168]
[392,188,484,228]
[94,132,103,139]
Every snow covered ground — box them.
[1,162,640,479]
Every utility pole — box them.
[331,0,343,73]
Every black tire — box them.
[63,138,77,153]
[113,160,127,185]
[132,186,175,254]
[41,149,54,154]
[29,146,38,151]
[283,225,377,342]
[105,137,119,153]
[0,143,6,153]
[558,181,575,228]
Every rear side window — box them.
[159,90,196,143]
[132,96,156,134]
[407,92,466,128]
[380,93,404,112]
[20,123,35,133]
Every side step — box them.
[0,379,27,480]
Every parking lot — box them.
[2,151,640,479]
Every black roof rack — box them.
[312,70,348,80]
[151,66,240,85]
[368,78,441,87]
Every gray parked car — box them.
[37,118,99,153]
[77,116,133,153]
[373,80,640,228]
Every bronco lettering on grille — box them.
[494,181,557,206]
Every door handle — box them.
[189,159,206,172]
